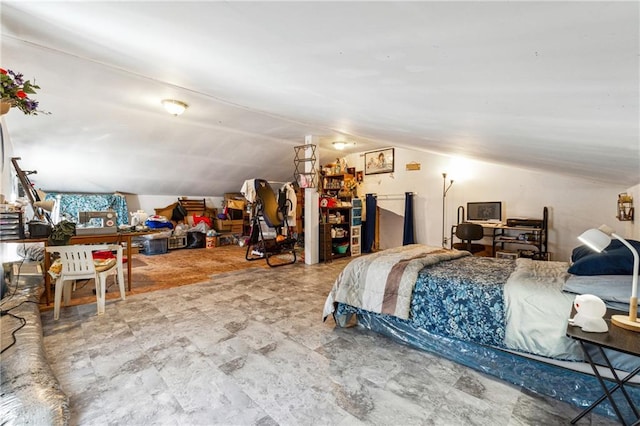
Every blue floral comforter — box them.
[337,255,516,348]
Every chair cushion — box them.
[94,258,117,272]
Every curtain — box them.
[403,192,415,245]
[363,193,377,253]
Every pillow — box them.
[569,239,640,275]
[563,274,638,311]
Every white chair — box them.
[46,244,125,320]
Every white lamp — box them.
[161,99,188,116]
[578,224,639,332]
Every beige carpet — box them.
[40,245,284,310]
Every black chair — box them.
[245,179,297,267]
[452,223,485,254]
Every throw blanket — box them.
[504,258,582,360]
[323,244,470,320]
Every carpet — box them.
[41,245,279,309]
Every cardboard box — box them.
[214,219,243,232]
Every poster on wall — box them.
[365,148,394,175]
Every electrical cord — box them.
[0,310,27,354]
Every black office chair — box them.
[452,223,485,255]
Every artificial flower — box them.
[0,68,49,115]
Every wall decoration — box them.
[365,148,394,175]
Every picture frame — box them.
[365,148,394,175]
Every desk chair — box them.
[452,223,485,255]
[46,244,125,320]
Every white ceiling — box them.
[2,1,638,196]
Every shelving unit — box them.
[319,206,352,262]
[293,144,317,189]
[492,207,548,260]
[350,198,362,256]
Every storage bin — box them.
[142,238,168,255]
[168,235,187,250]
[186,231,205,249]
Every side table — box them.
[566,308,640,425]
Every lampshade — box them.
[577,225,613,252]
[161,99,188,116]
[578,224,639,332]
[34,200,55,212]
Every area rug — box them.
[40,245,281,309]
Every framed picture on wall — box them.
[365,148,394,175]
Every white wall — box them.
[338,147,637,261]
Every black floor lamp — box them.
[442,172,454,248]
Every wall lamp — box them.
[578,224,639,332]
[161,99,188,116]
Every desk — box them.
[566,308,640,425]
[6,231,158,305]
[450,222,547,259]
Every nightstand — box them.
[566,308,640,425]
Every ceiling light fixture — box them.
[161,99,188,116]
[333,141,355,150]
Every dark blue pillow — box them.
[569,239,640,276]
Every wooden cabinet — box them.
[321,172,354,198]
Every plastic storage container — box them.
[142,238,168,255]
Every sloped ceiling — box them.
[1,1,638,196]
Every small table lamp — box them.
[578,225,639,332]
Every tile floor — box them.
[41,259,618,425]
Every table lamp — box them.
[577,224,639,332]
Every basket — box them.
[168,235,187,250]
[333,242,349,254]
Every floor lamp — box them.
[442,173,454,248]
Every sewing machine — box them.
[76,211,118,235]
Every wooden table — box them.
[6,231,159,305]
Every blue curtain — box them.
[363,193,377,253]
[403,192,415,245]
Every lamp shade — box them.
[577,228,611,252]
[34,200,55,212]
[161,99,188,116]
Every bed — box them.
[323,244,640,422]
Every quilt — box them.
[323,244,470,320]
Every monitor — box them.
[466,201,502,222]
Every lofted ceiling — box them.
[1,1,638,196]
